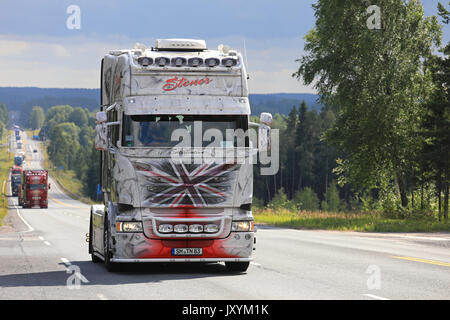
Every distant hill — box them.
[0,87,321,124]
[249,93,322,116]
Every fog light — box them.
[174,224,188,233]
[204,224,219,233]
[159,224,173,233]
[189,224,203,233]
[231,221,253,232]
[117,222,143,232]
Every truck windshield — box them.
[29,184,46,190]
[122,114,248,147]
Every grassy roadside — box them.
[253,208,450,233]
[0,132,13,226]
[35,135,94,205]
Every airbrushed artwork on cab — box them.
[131,159,239,208]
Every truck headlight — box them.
[231,221,254,232]
[116,222,143,232]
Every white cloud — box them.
[0,34,317,93]
[249,68,316,94]
[0,38,29,56]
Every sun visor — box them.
[122,95,250,115]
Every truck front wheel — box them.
[103,218,118,272]
[225,261,250,272]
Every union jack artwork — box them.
[134,160,238,207]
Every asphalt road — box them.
[0,133,449,300]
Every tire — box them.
[225,261,250,272]
[103,218,118,272]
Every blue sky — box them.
[0,0,448,93]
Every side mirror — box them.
[48,183,51,190]
[95,123,108,151]
[258,112,272,152]
[96,111,107,123]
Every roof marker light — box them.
[205,58,220,67]
[155,57,169,66]
[171,57,187,67]
[222,58,237,67]
[188,57,203,67]
[137,57,153,67]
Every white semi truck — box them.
[89,39,272,272]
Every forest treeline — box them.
[38,105,100,200]
[0,104,9,141]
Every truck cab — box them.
[10,165,22,197]
[90,39,272,272]
[19,170,50,209]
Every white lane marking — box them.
[6,172,34,233]
[399,235,450,241]
[38,236,44,240]
[251,262,262,267]
[61,257,90,283]
[15,204,34,233]
[363,293,390,300]
[43,241,51,246]
[97,294,108,300]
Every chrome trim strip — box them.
[151,216,230,238]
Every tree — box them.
[267,188,292,210]
[322,180,342,212]
[294,0,442,208]
[68,107,88,128]
[48,122,81,168]
[293,187,320,211]
[0,103,9,127]
[420,1,450,221]
[0,121,4,141]
[28,106,45,130]
[40,105,74,139]
[83,145,101,199]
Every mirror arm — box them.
[105,103,118,113]
[106,121,120,127]
[249,122,261,128]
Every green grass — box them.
[253,208,450,233]
[0,132,13,226]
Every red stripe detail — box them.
[170,192,185,208]
[198,185,226,198]
[136,166,179,184]
[193,163,208,177]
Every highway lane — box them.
[0,133,449,300]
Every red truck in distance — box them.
[19,170,50,209]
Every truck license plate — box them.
[171,248,202,256]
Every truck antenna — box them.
[243,38,249,79]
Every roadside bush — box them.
[293,187,319,211]
[267,188,295,210]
